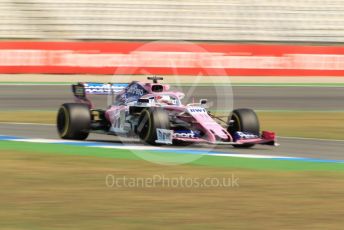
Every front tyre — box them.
[56,103,91,140]
[137,108,170,145]
[227,108,260,148]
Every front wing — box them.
[156,129,278,146]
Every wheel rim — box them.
[229,113,240,134]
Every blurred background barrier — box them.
[1,0,344,76]
[1,41,344,76]
[1,0,344,43]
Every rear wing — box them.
[72,82,128,98]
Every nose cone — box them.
[216,129,230,140]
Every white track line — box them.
[9,138,78,143]
[210,153,295,159]
[232,84,344,88]
[278,136,344,142]
[2,136,344,162]
[2,137,295,160]
[94,145,165,151]
[0,122,54,126]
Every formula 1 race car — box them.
[56,77,277,148]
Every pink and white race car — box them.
[56,77,277,148]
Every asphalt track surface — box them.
[1,85,344,161]
[1,85,344,110]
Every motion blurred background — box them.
[1,0,344,80]
[1,0,343,42]
[1,1,344,230]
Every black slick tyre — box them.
[227,108,260,148]
[137,108,170,145]
[56,103,91,140]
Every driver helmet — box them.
[156,95,174,105]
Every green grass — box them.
[0,141,343,171]
[1,142,344,229]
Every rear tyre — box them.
[137,108,170,145]
[56,103,91,140]
[227,108,260,148]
